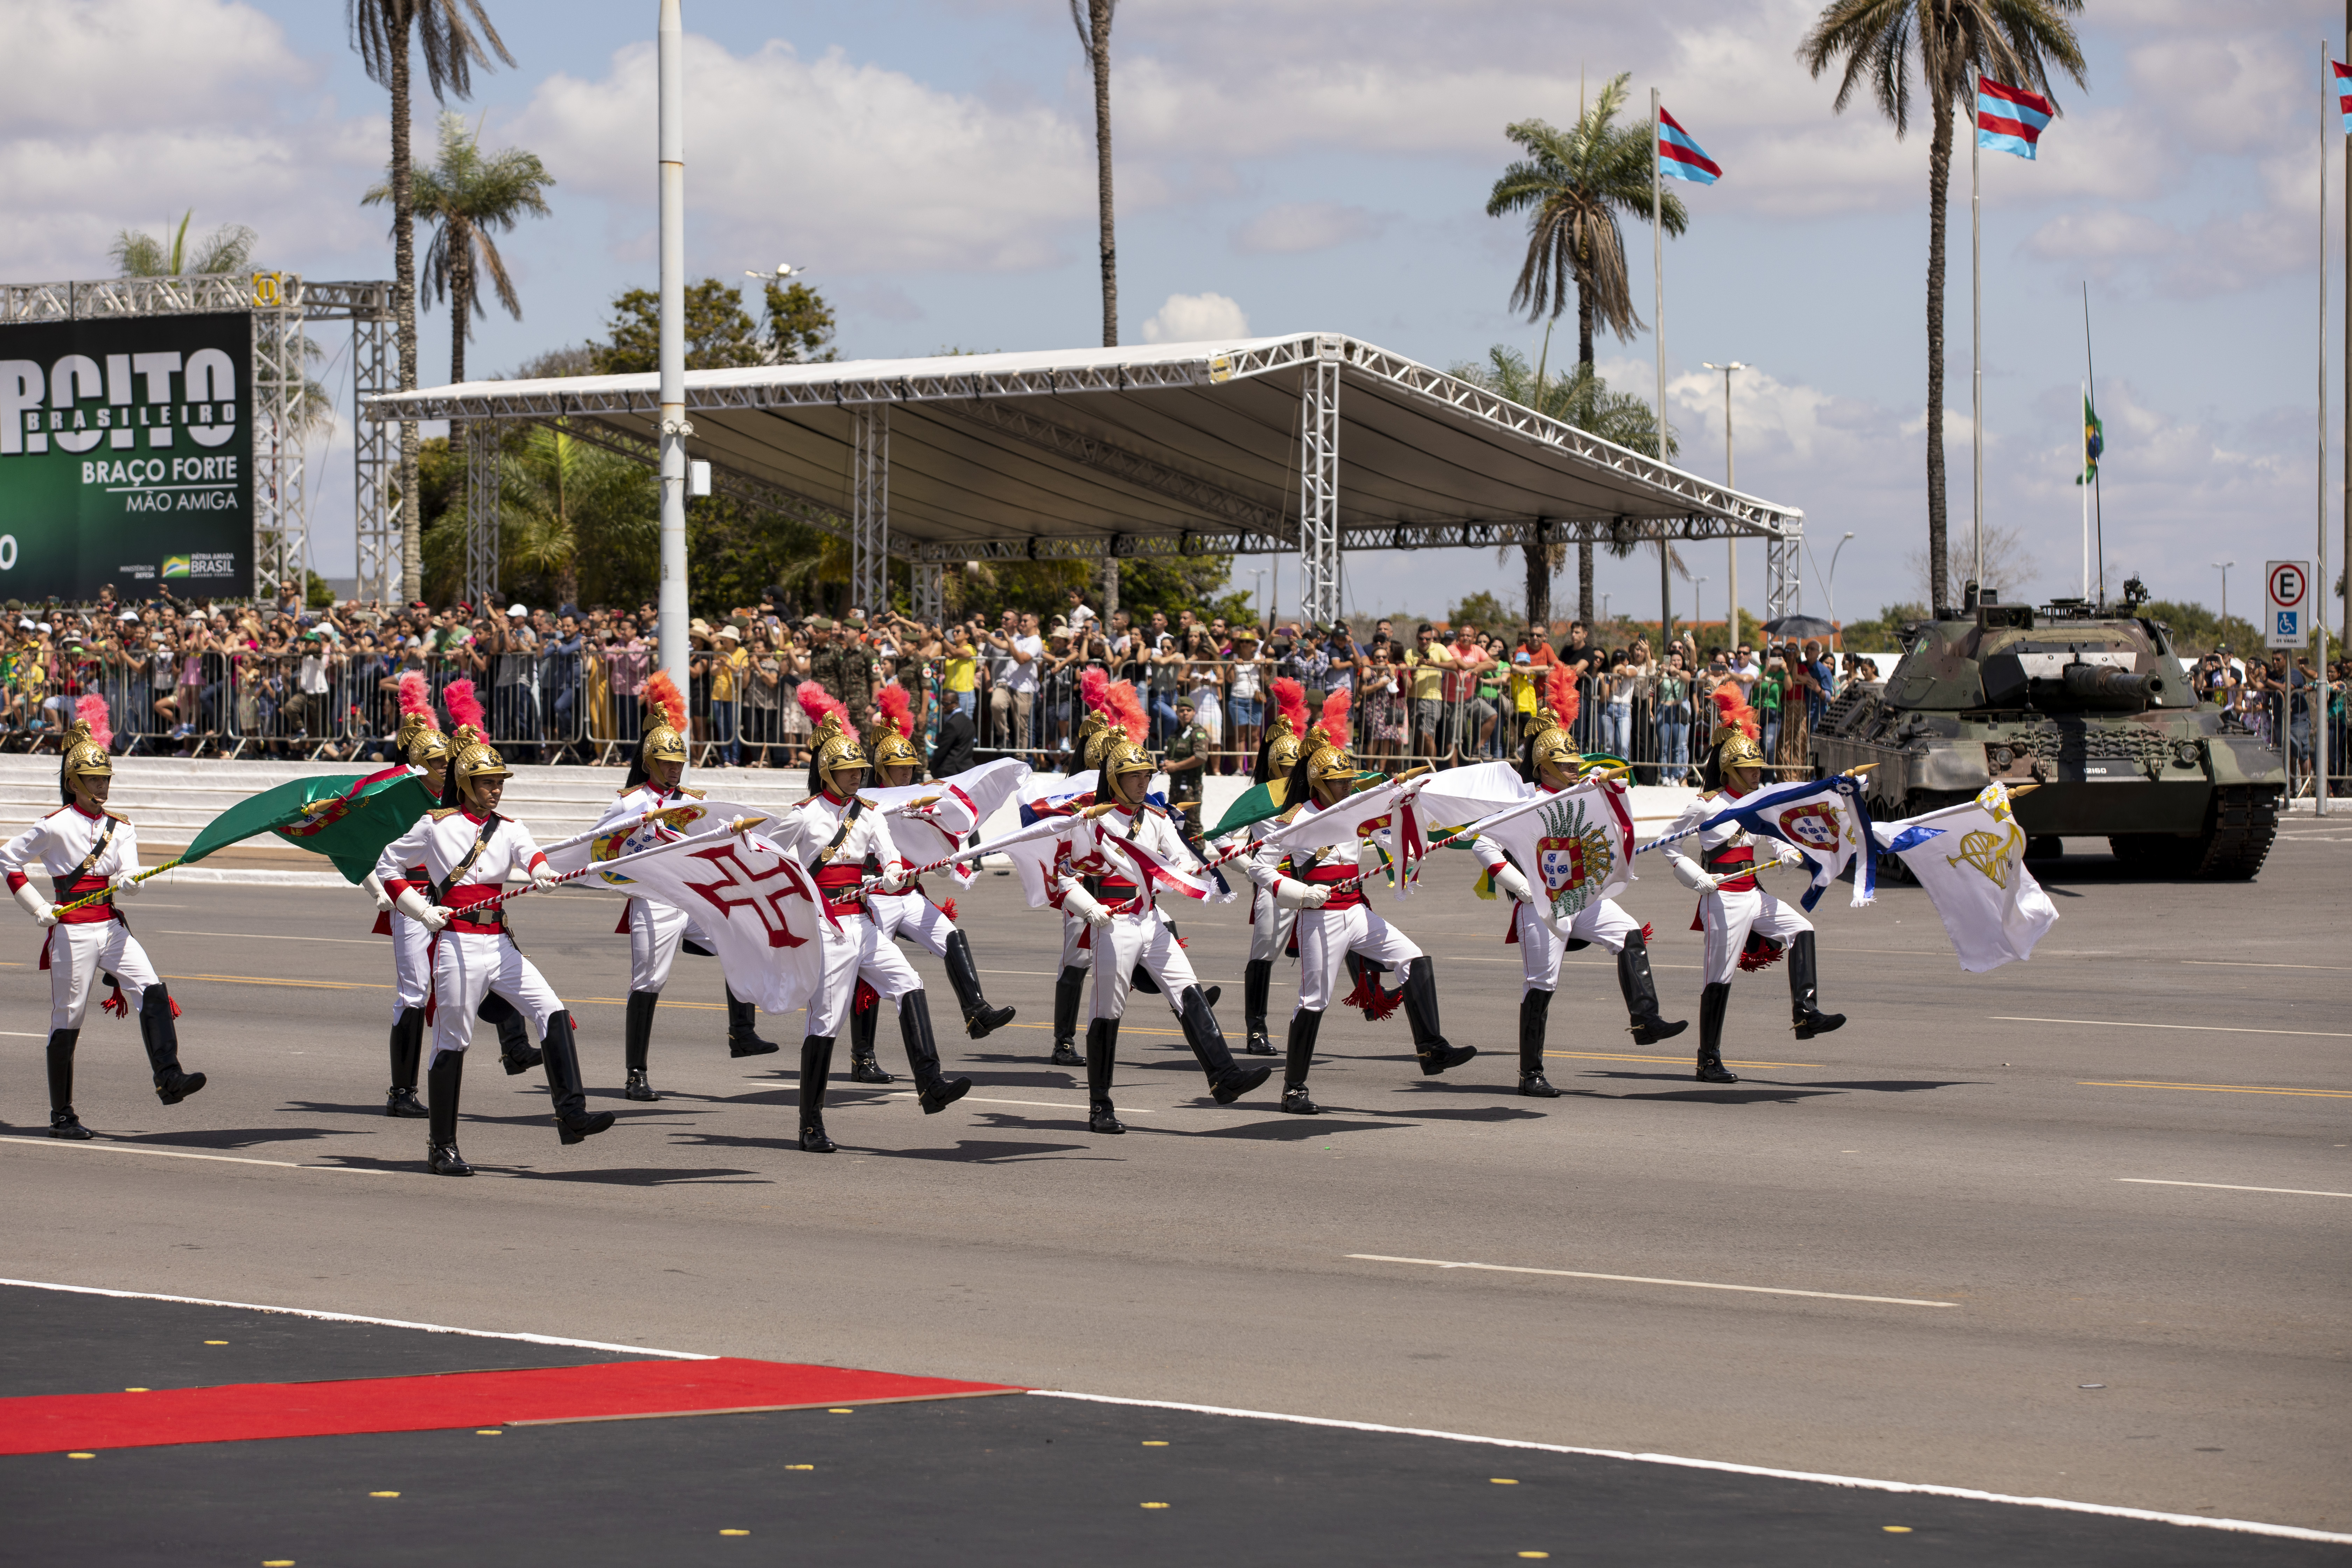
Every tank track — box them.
[2188,784,2279,882]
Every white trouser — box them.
[1088,905,1200,1022]
[627,896,719,993]
[45,921,160,1031]
[1514,897,1643,993]
[390,910,432,1014]
[1294,903,1422,1014]
[1247,883,1296,964]
[870,890,955,958]
[430,932,564,1065]
[1698,886,1813,987]
[1059,911,1091,971]
[805,915,924,1040]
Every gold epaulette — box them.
[1274,803,1306,825]
[679,786,707,799]
[429,806,466,821]
[104,810,131,823]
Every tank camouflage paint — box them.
[1811,601,2283,881]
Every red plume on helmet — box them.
[1544,662,1579,728]
[75,693,112,750]
[795,680,848,733]
[441,678,485,735]
[1104,680,1148,744]
[1317,688,1351,750]
[1711,682,1758,741]
[1077,666,1111,715]
[876,681,913,738]
[1271,677,1308,737]
[397,670,440,731]
[640,669,688,734]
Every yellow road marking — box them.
[2080,1081,2352,1100]
[1998,1016,2352,1040]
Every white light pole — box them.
[655,0,690,700]
[1805,530,1857,641]
[2213,560,2234,639]
[1702,360,1747,643]
[1250,567,1268,630]
[1693,575,1708,637]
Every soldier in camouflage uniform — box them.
[808,620,878,724]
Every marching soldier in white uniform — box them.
[1235,687,1308,1058]
[1053,734,1269,1134]
[1662,689,1846,1084]
[1473,669,1684,1098]
[769,696,971,1153]
[3,718,203,1138]
[1248,717,1476,1115]
[373,725,615,1175]
[843,710,1016,1084]
[594,672,778,1103]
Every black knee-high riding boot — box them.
[848,992,892,1083]
[1695,983,1737,1083]
[46,1028,89,1139]
[1051,965,1086,1066]
[1518,988,1559,1097]
[1176,985,1269,1105]
[943,931,1015,1038]
[1281,1008,1324,1114]
[1618,930,1687,1044]
[798,1035,837,1152]
[727,988,781,1057]
[1787,933,1846,1039]
[386,1007,428,1117]
[623,990,660,1101]
[426,1049,471,1176]
[1242,958,1276,1055]
[478,990,542,1074]
[138,986,205,1105]
[1401,958,1476,1076]
[539,1010,616,1146]
[1085,1016,1124,1133]
[899,990,972,1114]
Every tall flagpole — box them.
[2080,377,2090,599]
[1972,66,1984,597]
[2086,286,2104,607]
[2320,38,2334,812]
[1653,87,1672,649]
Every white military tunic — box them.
[0,804,162,1030]
[1662,788,1811,986]
[1471,780,1644,995]
[1245,801,1426,1015]
[1056,800,1209,1022]
[593,782,722,992]
[373,808,562,1062]
[763,789,923,1040]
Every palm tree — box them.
[1486,74,1686,629]
[109,211,257,278]
[421,425,657,607]
[365,112,554,385]
[346,0,514,602]
[1070,0,1118,348]
[1800,0,2085,614]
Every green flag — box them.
[180,766,438,884]
[1207,777,1289,838]
[2075,393,2104,485]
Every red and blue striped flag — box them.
[1976,78,2053,160]
[2334,60,2351,135]
[1656,106,1721,185]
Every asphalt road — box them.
[1,820,2345,1542]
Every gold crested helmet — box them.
[1098,735,1156,794]
[1076,709,1113,772]
[639,719,688,769]
[448,725,511,799]
[810,711,869,797]
[866,715,921,778]
[1706,686,1764,780]
[638,670,690,773]
[60,722,112,787]
[399,712,452,768]
[1528,664,1582,781]
[1301,723,1354,788]
[1265,715,1304,775]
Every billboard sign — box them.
[2264,560,2309,651]
[0,310,254,600]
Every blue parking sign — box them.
[2276,610,2299,636]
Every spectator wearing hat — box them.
[707,622,747,765]
[1227,628,1265,768]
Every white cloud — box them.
[1233,202,1386,254]
[511,34,1092,274]
[1140,291,1251,343]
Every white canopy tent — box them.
[363,330,1806,626]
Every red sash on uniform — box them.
[442,883,510,936]
[814,863,869,919]
[49,873,121,926]
[1301,860,1365,911]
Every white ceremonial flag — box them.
[1476,779,1638,936]
[869,758,1031,888]
[596,828,832,1013]
[1700,774,1878,910]
[1870,785,2058,973]
[540,798,768,880]
[1007,770,1101,909]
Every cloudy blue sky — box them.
[5,0,2342,630]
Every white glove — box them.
[1668,855,1714,892]
[1060,883,1115,926]
[532,867,560,892]
[364,874,394,913]
[1770,840,1808,869]
[1274,877,1330,911]
[1490,863,1533,904]
[109,871,143,901]
[394,888,450,932]
[14,882,57,928]
[374,889,395,913]
[877,863,913,896]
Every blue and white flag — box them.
[1699,774,1876,910]
[1871,785,2057,972]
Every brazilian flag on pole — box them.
[2075,394,2104,485]
[178,766,437,883]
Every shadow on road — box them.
[112,1121,366,1152]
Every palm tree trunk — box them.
[1577,277,1596,625]
[450,236,471,386]
[1924,93,1953,615]
[391,27,421,605]
[1525,529,1549,635]
[1090,0,1116,349]
[1578,544,1595,628]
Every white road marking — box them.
[0,1135,397,1173]
[158,930,386,946]
[2181,960,2345,971]
[1345,1253,1958,1308]
[0,1030,47,1037]
[873,1092,1156,1114]
[1024,1392,2352,1545]
[1990,1016,2352,1039]
[2118,1178,2352,1199]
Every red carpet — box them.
[0,1358,1024,1455]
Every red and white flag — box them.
[604,828,832,1015]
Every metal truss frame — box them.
[1296,345,1343,626]
[850,404,890,612]
[911,563,944,623]
[250,300,307,601]
[1763,532,1802,622]
[464,420,501,611]
[934,399,1290,540]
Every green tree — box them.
[2139,600,2264,658]
[1485,74,1687,629]
[760,279,838,363]
[346,0,513,602]
[1837,602,1931,651]
[1801,0,2085,615]
[593,279,765,373]
[364,111,554,385]
[109,210,256,277]
[1448,590,1517,630]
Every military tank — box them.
[1810,591,2283,880]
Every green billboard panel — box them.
[0,311,254,600]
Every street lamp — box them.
[1693,576,1708,638]
[1250,567,1268,630]
[1702,360,1748,640]
[1802,531,1858,641]
[744,262,806,281]
[2213,560,2234,642]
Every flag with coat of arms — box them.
[1698,774,1877,910]
[1870,785,2057,972]
[1472,777,1639,938]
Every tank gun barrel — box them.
[2059,663,2159,703]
